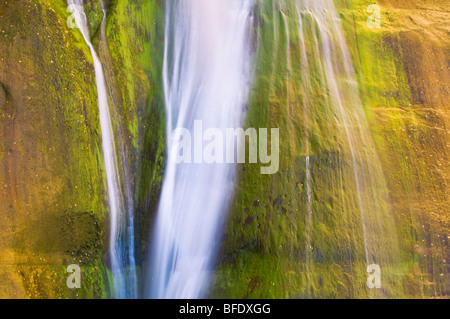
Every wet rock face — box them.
[212,0,450,299]
[0,0,163,299]
[0,0,108,299]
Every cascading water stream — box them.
[148,0,254,299]
[284,0,399,274]
[67,0,137,298]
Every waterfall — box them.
[279,0,399,282]
[148,0,255,299]
[67,0,137,298]
[297,0,373,264]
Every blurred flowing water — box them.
[267,0,401,296]
[67,0,137,299]
[148,0,255,298]
[149,0,402,298]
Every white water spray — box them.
[149,0,254,299]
